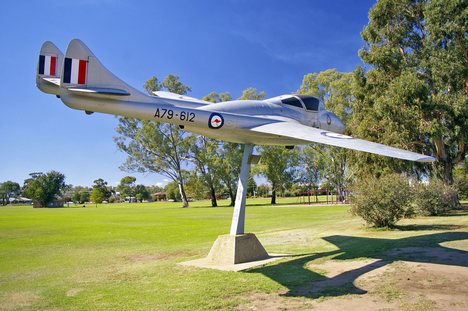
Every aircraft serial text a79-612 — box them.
[36,39,435,163]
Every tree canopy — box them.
[0,181,21,205]
[22,171,66,207]
[353,0,467,184]
[115,75,192,207]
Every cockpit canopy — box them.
[280,95,321,111]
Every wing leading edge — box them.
[250,122,435,162]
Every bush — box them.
[413,180,459,216]
[455,176,468,200]
[350,174,412,228]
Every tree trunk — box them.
[228,186,235,207]
[177,182,189,208]
[433,137,455,185]
[439,160,454,185]
[271,189,276,205]
[209,185,217,207]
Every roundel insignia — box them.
[326,114,332,125]
[321,132,353,139]
[208,113,224,129]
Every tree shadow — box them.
[246,231,468,299]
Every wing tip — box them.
[417,156,437,163]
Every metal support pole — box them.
[230,144,254,236]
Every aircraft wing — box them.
[250,121,435,162]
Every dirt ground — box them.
[237,245,468,311]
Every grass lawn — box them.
[0,198,467,310]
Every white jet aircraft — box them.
[36,39,436,236]
[36,39,435,163]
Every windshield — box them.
[297,95,320,111]
[281,97,303,109]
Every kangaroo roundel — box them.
[209,113,224,129]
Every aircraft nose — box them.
[320,112,345,134]
[332,114,345,134]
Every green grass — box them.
[0,198,467,310]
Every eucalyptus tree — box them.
[256,146,299,204]
[353,0,467,184]
[298,69,354,197]
[115,75,192,207]
[187,134,220,207]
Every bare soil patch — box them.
[237,246,468,311]
[0,291,41,310]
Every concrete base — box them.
[208,233,269,264]
[180,233,289,272]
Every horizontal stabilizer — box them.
[67,87,131,96]
[42,77,60,86]
[251,122,435,162]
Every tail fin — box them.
[60,39,149,101]
[36,41,63,95]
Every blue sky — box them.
[0,0,375,187]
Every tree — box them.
[0,181,21,205]
[90,188,104,204]
[182,91,235,207]
[298,70,354,201]
[115,74,192,207]
[214,142,243,206]
[256,184,271,197]
[165,181,181,201]
[22,171,66,208]
[247,176,257,197]
[256,146,299,204]
[355,0,467,184]
[144,76,161,95]
[89,178,111,204]
[161,74,192,95]
[117,176,136,201]
[239,87,266,100]
[202,91,232,103]
[146,185,164,195]
[184,171,207,200]
[134,184,150,202]
[454,158,468,199]
[187,135,220,206]
[299,69,354,122]
[79,190,90,204]
[70,186,90,204]
[297,146,325,203]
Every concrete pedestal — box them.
[180,233,289,271]
[206,233,269,265]
[180,144,289,271]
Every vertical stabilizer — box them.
[60,39,150,101]
[36,41,63,95]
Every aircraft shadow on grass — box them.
[246,228,468,299]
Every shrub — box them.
[455,176,468,200]
[350,174,412,228]
[413,180,459,216]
